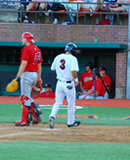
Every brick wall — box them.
[0,24,128,43]
[0,23,128,98]
[116,52,127,98]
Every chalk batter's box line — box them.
[56,115,98,119]
[103,116,130,120]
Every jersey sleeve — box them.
[105,76,111,87]
[96,84,102,93]
[51,57,56,71]
[70,57,79,72]
[21,48,30,62]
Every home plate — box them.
[41,128,61,131]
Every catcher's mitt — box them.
[6,79,18,92]
[31,80,42,98]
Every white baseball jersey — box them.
[50,53,79,125]
[51,53,79,81]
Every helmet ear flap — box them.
[70,47,76,55]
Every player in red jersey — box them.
[77,70,106,99]
[39,83,55,98]
[15,32,43,126]
[78,62,94,99]
[98,66,111,99]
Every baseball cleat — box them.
[32,116,42,125]
[67,121,81,128]
[49,117,55,129]
[15,121,30,126]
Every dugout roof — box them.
[0,41,127,51]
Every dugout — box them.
[0,41,127,98]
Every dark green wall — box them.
[0,48,116,98]
[0,42,126,98]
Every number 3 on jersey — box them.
[60,59,65,70]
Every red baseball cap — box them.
[98,66,107,72]
[44,84,51,88]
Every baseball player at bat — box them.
[14,32,43,126]
[49,43,81,129]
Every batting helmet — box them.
[85,62,93,70]
[65,43,80,55]
[92,68,100,80]
[22,32,35,43]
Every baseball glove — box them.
[33,80,42,92]
[6,79,18,92]
[31,80,42,98]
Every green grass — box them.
[0,141,130,160]
[0,104,130,160]
[0,104,129,126]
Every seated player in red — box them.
[98,66,111,99]
[39,83,55,98]
[78,70,106,99]
[78,62,94,99]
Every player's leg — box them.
[65,82,75,125]
[29,72,42,124]
[49,81,65,118]
[15,94,32,126]
[31,102,42,124]
[104,91,109,99]
[15,72,33,126]
[39,0,47,10]
[49,81,65,128]
[18,4,26,23]
[65,82,81,128]
[15,72,37,126]
[26,0,38,11]
[86,95,104,99]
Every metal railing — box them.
[0,0,129,24]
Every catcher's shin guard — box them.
[31,104,42,124]
[31,103,42,116]
[15,106,30,126]
[30,104,39,120]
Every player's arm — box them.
[80,81,84,93]
[71,70,79,86]
[91,91,100,96]
[79,89,92,99]
[37,62,42,83]
[81,89,92,95]
[51,57,56,71]
[82,89,99,99]
[17,60,28,77]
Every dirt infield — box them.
[0,96,130,143]
[0,123,129,143]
